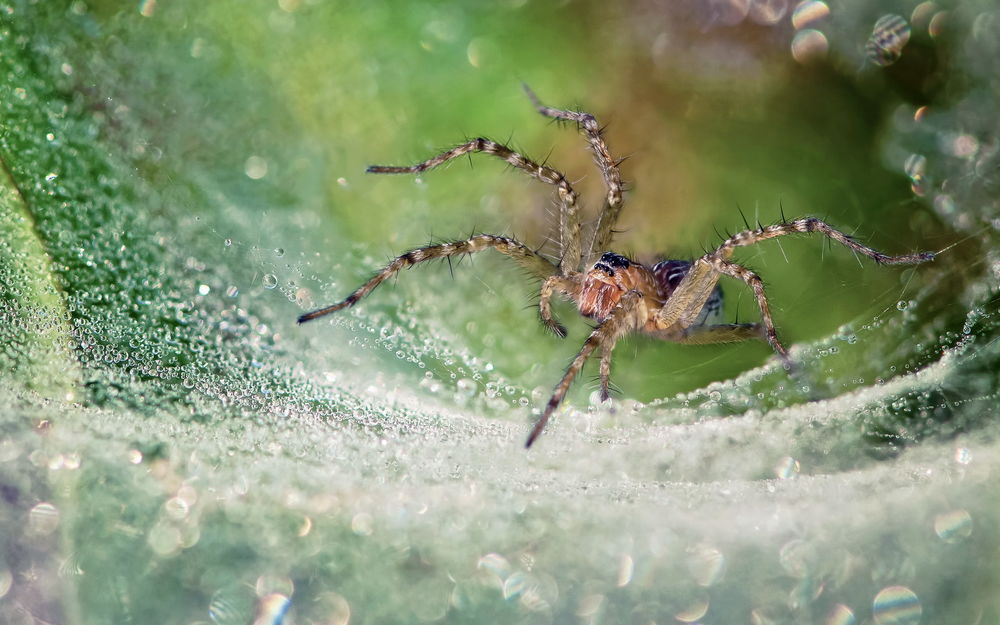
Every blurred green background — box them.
[1,1,998,624]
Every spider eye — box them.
[599,252,631,268]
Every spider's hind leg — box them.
[710,258,789,360]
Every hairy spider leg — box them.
[297,234,556,323]
[714,217,936,265]
[522,85,625,269]
[599,343,614,402]
[674,323,764,345]
[368,138,582,275]
[538,273,583,338]
[652,217,935,357]
[526,290,645,448]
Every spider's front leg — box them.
[538,274,582,338]
[368,138,583,275]
[526,290,644,448]
[523,85,626,266]
[298,234,556,323]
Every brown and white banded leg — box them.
[539,273,582,338]
[368,138,582,274]
[298,234,556,323]
[677,323,764,345]
[712,217,936,265]
[709,258,788,359]
[599,343,614,402]
[522,85,625,267]
[526,290,643,448]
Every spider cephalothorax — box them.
[299,86,934,447]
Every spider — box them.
[298,86,935,447]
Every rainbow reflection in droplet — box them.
[934,508,973,543]
[873,585,922,625]
[791,0,830,29]
[253,593,291,625]
[867,14,911,66]
[825,603,856,625]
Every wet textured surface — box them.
[0,1,998,624]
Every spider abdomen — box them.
[652,259,723,326]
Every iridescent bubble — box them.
[687,544,726,586]
[256,575,294,598]
[147,520,182,556]
[779,539,815,578]
[933,508,973,543]
[209,584,255,625]
[904,154,927,195]
[954,447,972,464]
[350,512,373,536]
[616,554,634,587]
[0,564,12,599]
[503,571,529,599]
[791,29,829,64]
[675,594,710,622]
[311,591,350,625]
[825,603,856,625]
[873,586,922,625]
[711,0,751,26]
[748,0,789,25]
[791,0,830,29]
[253,593,291,625]
[28,502,60,536]
[576,594,604,617]
[774,455,800,479]
[477,552,511,583]
[866,14,911,67]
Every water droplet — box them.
[687,544,726,586]
[351,512,373,536]
[262,274,278,289]
[872,585,921,625]
[774,456,801,479]
[274,247,285,257]
[791,29,829,64]
[675,594,709,622]
[198,284,211,295]
[616,554,634,587]
[312,591,350,625]
[245,155,268,179]
[867,14,911,66]
[28,502,60,535]
[209,584,256,625]
[825,603,856,625]
[224,238,233,247]
[955,447,972,464]
[933,509,972,543]
[896,300,909,311]
[254,593,291,625]
[791,1,829,29]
